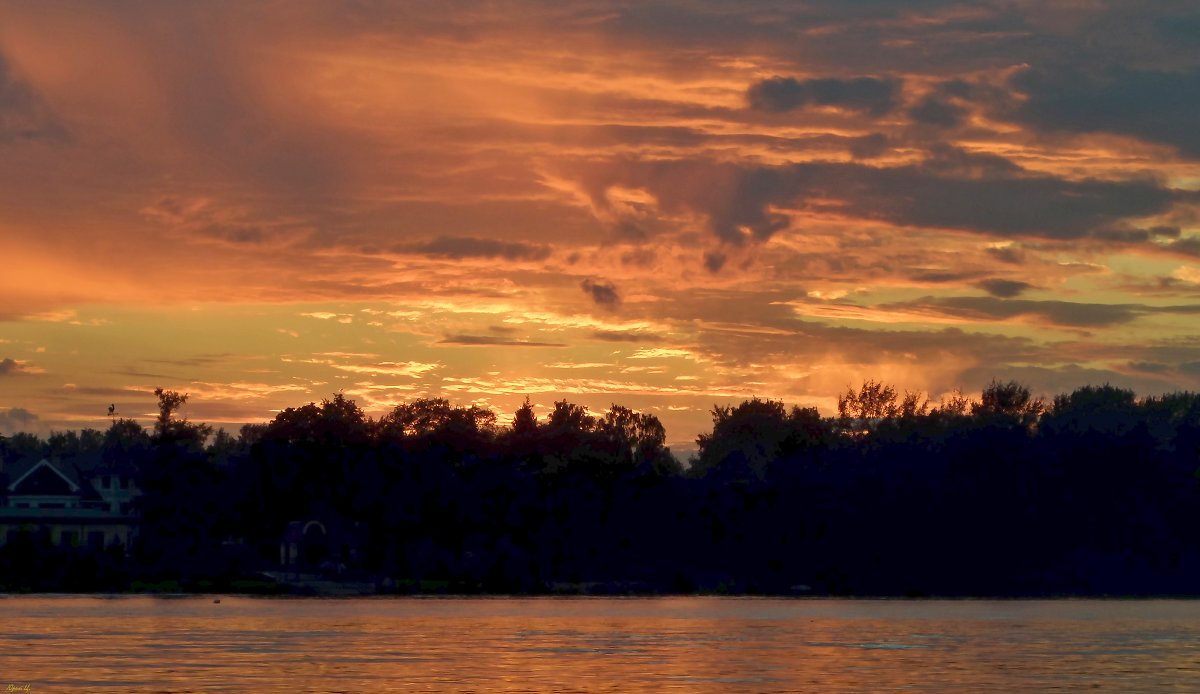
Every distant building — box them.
[0,457,140,551]
[280,519,329,570]
[279,517,365,574]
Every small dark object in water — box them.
[213,599,221,604]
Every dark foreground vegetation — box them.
[3,380,1200,596]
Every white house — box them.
[0,457,139,550]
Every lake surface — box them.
[2,596,1199,692]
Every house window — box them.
[88,531,106,549]
[120,477,129,490]
[59,530,78,546]
[102,475,111,489]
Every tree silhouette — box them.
[511,396,538,436]
[695,398,827,480]
[152,387,212,446]
[973,379,1044,427]
[8,381,1200,597]
[837,379,899,432]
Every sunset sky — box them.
[2,1,1199,452]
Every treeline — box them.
[2,380,1200,595]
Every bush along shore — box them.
[3,381,1200,597]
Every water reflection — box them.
[2,597,1199,692]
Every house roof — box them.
[4,457,110,502]
[8,458,80,494]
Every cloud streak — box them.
[398,236,552,262]
[438,335,567,347]
[747,76,902,116]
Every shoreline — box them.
[7,587,1200,600]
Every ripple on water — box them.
[4,597,1200,692]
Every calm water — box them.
[2,597,1199,692]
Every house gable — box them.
[8,459,80,495]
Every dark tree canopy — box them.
[6,379,1200,598]
[152,387,212,447]
[973,378,1045,424]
